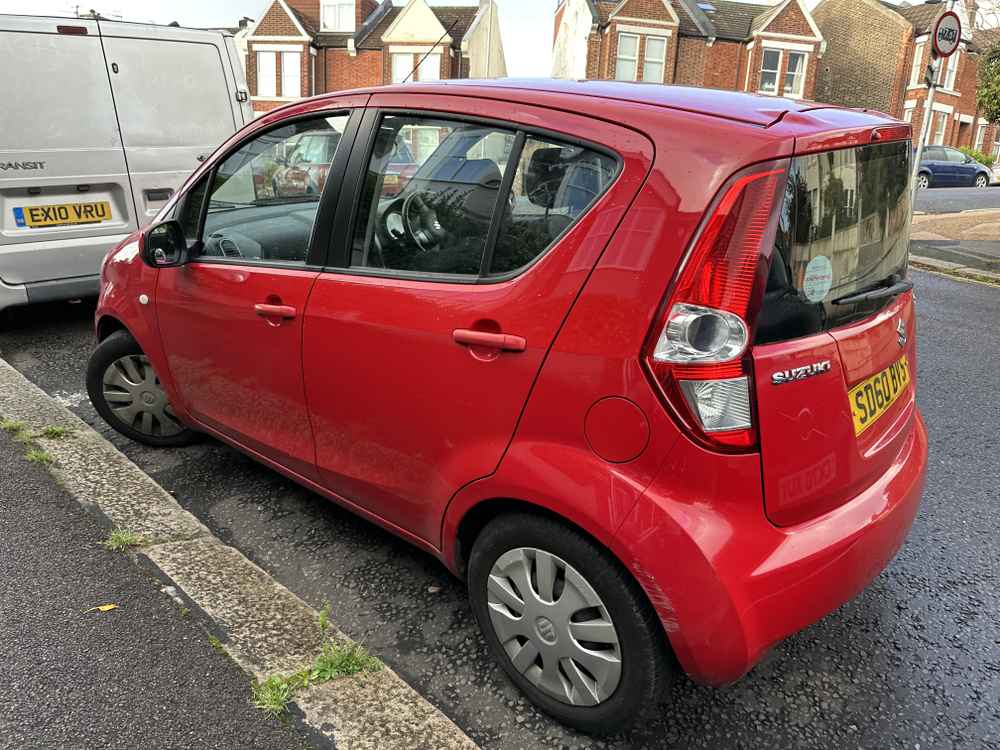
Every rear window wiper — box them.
[831,274,913,305]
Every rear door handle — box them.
[453,329,526,352]
[254,303,297,319]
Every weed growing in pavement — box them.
[207,635,226,654]
[253,675,295,718]
[40,425,73,439]
[0,419,26,434]
[317,601,332,636]
[251,638,382,718]
[25,449,54,465]
[102,527,146,552]
[309,640,381,682]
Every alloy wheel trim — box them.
[486,547,623,707]
[102,354,184,438]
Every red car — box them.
[87,81,927,733]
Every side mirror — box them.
[142,220,189,268]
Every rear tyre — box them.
[976,173,989,189]
[917,173,930,190]
[86,330,198,447]
[468,513,673,735]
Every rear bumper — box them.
[0,274,99,313]
[617,410,928,686]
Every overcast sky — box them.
[0,0,901,78]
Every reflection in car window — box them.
[196,114,349,265]
[350,115,515,276]
[490,138,617,275]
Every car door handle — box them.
[453,329,526,352]
[254,303,297,319]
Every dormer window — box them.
[321,0,355,32]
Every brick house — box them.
[246,0,506,114]
[813,0,999,157]
[551,0,825,100]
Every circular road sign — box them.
[933,11,962,58]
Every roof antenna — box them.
[401,18,458,83]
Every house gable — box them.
[609,0,680,25]
[251,0,312,40]
[753,0,821,40]
[381,0,451,45]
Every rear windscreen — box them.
[755,140,912,345]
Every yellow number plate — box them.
[849,355,911,436]
[14,201,111,228]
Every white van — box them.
[0,14,253,312]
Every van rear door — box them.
[99,22,241,225]
[751,137,917,526]
[0,16,134,287]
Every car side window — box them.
[924,147,945,162]
[944,148,966,163]
[350,115,516,276]
[194,114,350,265]
[489,138,617,275]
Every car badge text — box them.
[896,319,907,348]
[772,360,832,385]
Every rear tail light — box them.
[643,160,789,452]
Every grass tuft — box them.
[25,448,54,465]
[317,600,332,637]
[309,640,381,682]
[252,675,295,717]
[40,425,73,439]
[102,527,146,552]
[0,419,26,434]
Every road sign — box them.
[933,11,961,58]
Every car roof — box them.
[325,78,850,128]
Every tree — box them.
[978,43,1000,123]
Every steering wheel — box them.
[402,191,447,252]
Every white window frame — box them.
[902,107,914,123]
[932,111,947,145]
[256,50,276,97]
[975,123,987,151]
[417,53,441,82]
[281,50,300,98]
[642,36,667,83]
[782,51,807,99]
[391,53,413,84]
[941,50,960,91]
[759,48,782,95]
[321,0,355,33]
[615,33,639,81]
[909,41,925,88]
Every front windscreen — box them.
[755,140,912,345]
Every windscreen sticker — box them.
[802,255,833,303]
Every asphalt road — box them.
[0,432,305,750]
[915,184,1000,214]
[1,269,998,749]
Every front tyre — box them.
[976,173,989,189]
[86,330,198,447]
[917,173,930,190]
[468,513,673,735]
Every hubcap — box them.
[102,355,183,437]
[486,548,622,707]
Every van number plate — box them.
[13,201,112,228]
[848,355,911,436]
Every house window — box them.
[909,41,925,87]
[257,50,276,97]
[903,107,914,123]
[615,33,638,81]
[941,50,960,90]
[321,0,355,32]
[392,53,413,83]
[417,53,441,81]
[783,51,807,98]
[975,123,987,151]
[759,49,781,94]
[932,111,947,145]
[281,51,300,98]
[642,36,667,83]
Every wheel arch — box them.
[96,314,129,342]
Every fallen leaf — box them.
[84,604,119,613]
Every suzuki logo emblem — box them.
[896,319,907,348]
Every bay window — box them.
[759,49,781,94]
[783,51,806,98]
[642,36,667,83]
[417,53,441,81]
[281,51,300,98]
[909,41,925,87]
[256,50,276,97]
[392,53,413,84]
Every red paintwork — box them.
[93,80,926,688]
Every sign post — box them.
[911,3,961,208]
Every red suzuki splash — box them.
[88,80,927,734]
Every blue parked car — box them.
[916,145,992,189]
